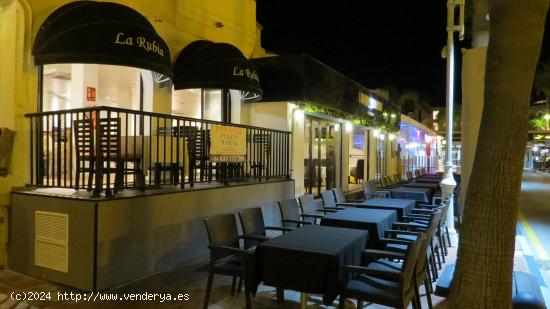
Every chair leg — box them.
[338,293,346,309]
[276,287,284,303]
[231,276,237,296]
[413,278,422,309]
[75,166,81,190]
[237,276,243,294]
[425,278,433,309]
[430,254,438,280]
[203,271,214,309]
[446,226,451,246]
[244,285,252,309]
[87,161,95,191]
[437,233,447,262]
[357,299,364,308]
[431,242,442,269]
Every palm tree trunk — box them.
[449,0,549,308]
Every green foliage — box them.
[296,101,400,134]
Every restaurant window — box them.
[172,89,240,123]
[42,63,153,113]
[304,116,341,196]
[348,126,366,190]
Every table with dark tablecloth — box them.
[402,182,440,193]
[390,186,432,203]
[356,198,416,219]
[248,225,367,305]
[414,178,442,183]
[320,208,396,249]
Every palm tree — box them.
[449,0,549,307]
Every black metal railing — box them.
[26,106,291,196]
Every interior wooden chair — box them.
[74,117,144,195]
[339,234,425,309]
[278,198,318,227]
[203,213,253,309]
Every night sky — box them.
[257,1,550,107]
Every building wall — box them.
[9,180,294,290]
[0,0,259,265]
[459,47,487,206]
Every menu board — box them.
[210,124,246,162]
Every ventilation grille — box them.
[35,211,69,273]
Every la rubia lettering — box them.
[114,32,164,57]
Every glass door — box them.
[304,117,340,196]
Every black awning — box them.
[173,40,262,101]
[252,54,401,129]
[32,1,172,77]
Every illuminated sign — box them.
[358,92,383,111]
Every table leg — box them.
[300,292,307,309]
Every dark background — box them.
[257,1,550,107]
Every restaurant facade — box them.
[0,0,403,291]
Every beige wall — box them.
[0,0,258,205]
[9,180,294,291]
[460,47,487,205]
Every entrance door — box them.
[304,117,340,196]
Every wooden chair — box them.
[203,214,253,309]
[74,118,144,196]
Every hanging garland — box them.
[296,101,400,135]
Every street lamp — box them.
[441,0,464,246]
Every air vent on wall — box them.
[35,211,69,273]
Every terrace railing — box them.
[26,106,291,196]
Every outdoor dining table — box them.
[402,182,440,192]
[390,186,432,203]
[320,208,397,249]
[355,198,416,219]
[248,225,367,306]
[415,178,442,183]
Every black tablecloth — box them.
[320,208,396,249]
[402,182,439,192]
[390,186,432,203]
[356,198,416,219]
[415,178,442,183]
[248,225,367,305]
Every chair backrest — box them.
[333,187,346,203]
[238,207,266,236]
[417,211,442,273]
[278,198,301,221]
[400,233,425,292]
[73,119,94,160]
[369,180,379,191]
[298,194,318,213]
[381,177,388,188]
[321,189,337,208]
[406,170,414,181]
[98,117,121,160]
[362,181,373,194]
[204,213,240,260]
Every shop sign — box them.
[114,32,165,57]
[210,124,246,162]
[233,66,259,82]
